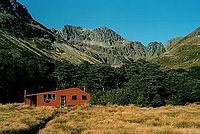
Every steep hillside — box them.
[0,0,54,39]
[152,27,200,69]
[0,0,101,64]
[165,37,183,51]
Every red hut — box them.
[24,88,90,107]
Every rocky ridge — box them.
[57,25,124,45]
[56,25,166,64]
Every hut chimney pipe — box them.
[24,90,27,104]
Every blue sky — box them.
[18,0,200,45]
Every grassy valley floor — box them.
[1,104,200,134]
[40,104,200,134]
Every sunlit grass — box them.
[1,103,200,134]
[40,104,200,134]
[0,103,56,133]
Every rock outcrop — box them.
[0,0,32,19]
[147,42,166,57]
[57,25,124,45]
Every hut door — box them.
[30,95,37,106]
[60,96,66,107]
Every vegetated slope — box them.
[0,0,101,64]
[56,25,166,65]
[152,27,200,69]
[40,104,200,134]
[165,36,183,51]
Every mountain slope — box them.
[0,0,101,64]
[152,27,200,69]
[0,0,54,39]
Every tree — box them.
[151,94,165,107]
[86,63,123,92]
[53,61,76,89]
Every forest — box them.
[0,50,200,107]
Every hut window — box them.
[52,94,56,100]
[72,95,77,100]
[47,94,52,100]
[82,95,87,100]
[44,95,47,101]
[44,94,56,101]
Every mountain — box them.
[152,28,200,69]
[0,0,167,66]
[56,25,166,65]
[1,0,199,69]
[57,25,124,44]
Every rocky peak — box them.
[0,0,32,19]
[91,26,124,44]
[10,0,17,7]
[57,25,124,45]
[64,25,83,30]
[10,0,16,4]
[147,42,166,57]
[57,25,87,41]
[148,41,162,46]
[12,0,32,19]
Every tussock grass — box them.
[40,104,200,134]
[0,103,56,133]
